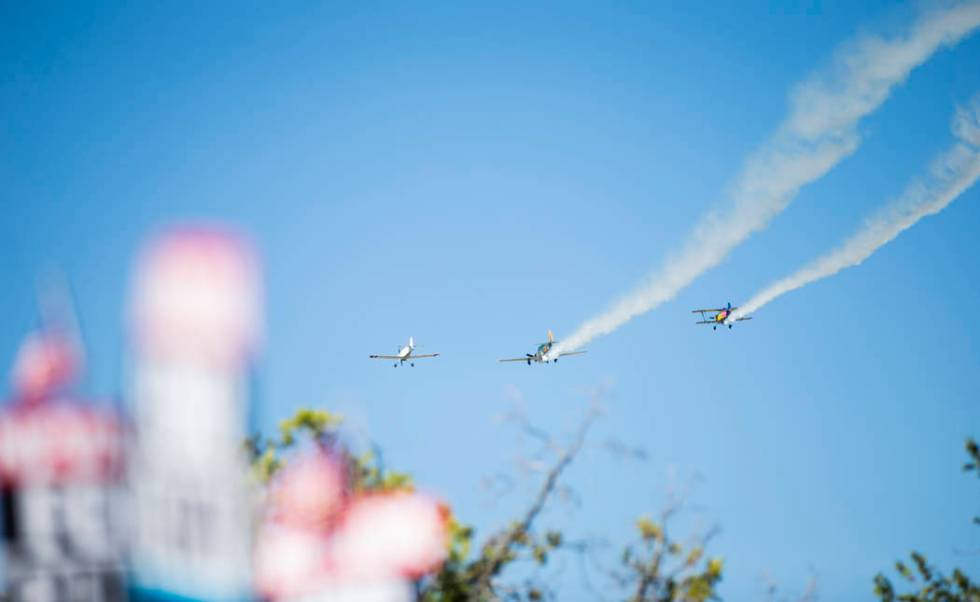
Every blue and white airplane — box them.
[498,330,587,366]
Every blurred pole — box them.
[127,228,261,601]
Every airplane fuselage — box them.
[526,342,554,364]
[500,331,584,365]
[370,337,438,367]
[392,344,417,366]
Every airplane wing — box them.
[369,355,402,360]
[411,353,440,359]
[695,320,715,325]
[735,317,752,322]
[691,308,724,313]
[499,357,530,362]
[557,350,587,358]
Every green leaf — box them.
[545,530,563,548]
[896,561,914,581]
[636,516,662,542]
[532,546,548,565]
[707,557,724,579]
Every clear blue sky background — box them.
[3,2,980,599]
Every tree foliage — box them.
[617,509,723,602]
[245,408,414,492]
[873,438,980,602]
[249,407,725,602]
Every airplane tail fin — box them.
[547,329,554,343]
[409,336,415,349]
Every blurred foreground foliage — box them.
[250,410,980,601]
[245,407,414,492]
[248,407,725,602]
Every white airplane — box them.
[369,337,439,367]
[498,330,586,366]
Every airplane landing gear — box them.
[411,362,415,367]
[713,326,717,331]
[728,324,732,329]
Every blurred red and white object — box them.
[11,272,84,402]
[255,526,333,600]
[0,402,123,487]
[0,400,128,601]
[10,330,80,402]
[269,453,346,531]
[330,493,449,581]
[130,227,262,365]
[2,272,126,599]
[256,451,449,602]
[127,226,259,600]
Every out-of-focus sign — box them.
[0,400,126,601]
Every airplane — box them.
[369,337,439,367]
[692,302,752,330]
[498,330,587,366]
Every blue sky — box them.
[3,2,980,599]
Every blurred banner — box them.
[0,286,127,601]
[127,228,261,601]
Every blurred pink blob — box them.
[0,403,123,486]
[10,331,79,402]
[270,452,346,531]
[329,492,449,580]
[256,451,449,599]
[130,227,262,364]
[255,525,331,600]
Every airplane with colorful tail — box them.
[369,337,439,367]
[692,303,752,330]
[498,330,587,365]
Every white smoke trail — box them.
[547,1,980,358]
[730,95,980,321]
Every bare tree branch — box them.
[469,406,600,596]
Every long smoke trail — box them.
[548,1,980,358]
[731,95,980,321]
